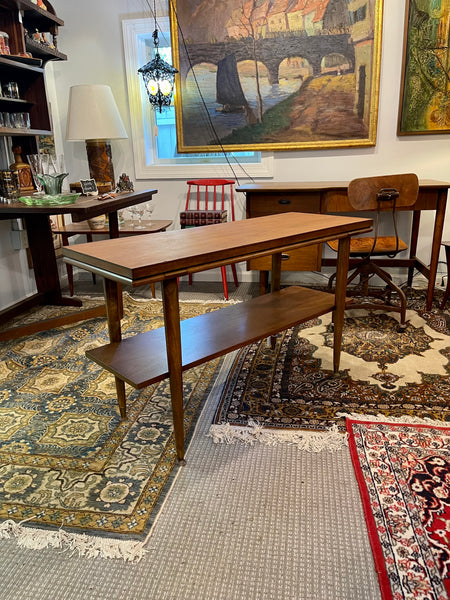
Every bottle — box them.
[10,146,35,193]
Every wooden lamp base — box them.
[85,139,115,187]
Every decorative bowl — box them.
[87,214,107,230]
[18,193,80,206]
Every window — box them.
[122,17,273,179]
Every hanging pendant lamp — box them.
[138,24,178,113]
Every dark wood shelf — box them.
[0,126,51,135]
[19,0,64,28]
[0,54,44,73]
[0,97,31,105]
[0,0,63,25]
[86,286,337,389]
[25,37,66,61]
[0,0,63,152]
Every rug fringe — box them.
[338,412,449,426]
[0,519,147,562]
[207,420,348,452]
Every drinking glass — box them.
[48,154,66,175]
[2,112,12,128]
[134,204,147,229]
[3,82,18,99]
[12,112,30,129]
[27,153,44,192]
[144,200,155,225]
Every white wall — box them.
[2,0,450,309]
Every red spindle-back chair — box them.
[181,179,238,300]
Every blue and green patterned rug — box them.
[0,295,225,559]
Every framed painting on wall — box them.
[170,0,384,153]
[398,1,450,135]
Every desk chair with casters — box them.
[180,178,239,300]
[327,173,419,331]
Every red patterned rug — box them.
[347,417,449,600]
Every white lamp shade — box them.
[66,84,128,141]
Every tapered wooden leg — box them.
[269,253,283,348]
[271,253,282,293]
[441,244,450,310]
[333,237,350,373]
[60,234,75,296]
[427,190,447,310]
[162,277,186,463]
[231,263,239,287]
[115,377,127,420]
[408,211,420,287]
[103,278,127,419]
[259,271,269,296]
[67,263,74,296]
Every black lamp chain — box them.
[153,0,158,53]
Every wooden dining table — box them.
[0,188,157,340]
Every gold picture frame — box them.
[398,1,450,135]
[170,0,384,153]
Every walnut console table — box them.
[63,212,372,463]
[238,180,449,311]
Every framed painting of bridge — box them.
[398,0,450,135]
[169,0,384,153]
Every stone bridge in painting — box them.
[179,33,354,85]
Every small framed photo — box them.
[80,179,98,195]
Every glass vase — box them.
[37,172,69,196]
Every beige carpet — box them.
[0,279,414,599]
[0,350,381,600]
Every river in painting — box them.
[180,61,308,146]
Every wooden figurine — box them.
[116,173,134,193]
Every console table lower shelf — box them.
[86,285,337,389]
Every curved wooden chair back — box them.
[347,173,419,211]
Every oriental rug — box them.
[210,289,449,449]
[346,417,449,600]
[0,295,226,561]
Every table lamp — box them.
[66,84,128,188]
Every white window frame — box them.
[122,17,274,179]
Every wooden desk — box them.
[63,212,372,462]
[0,189,157,339]
[238,180,449,310]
